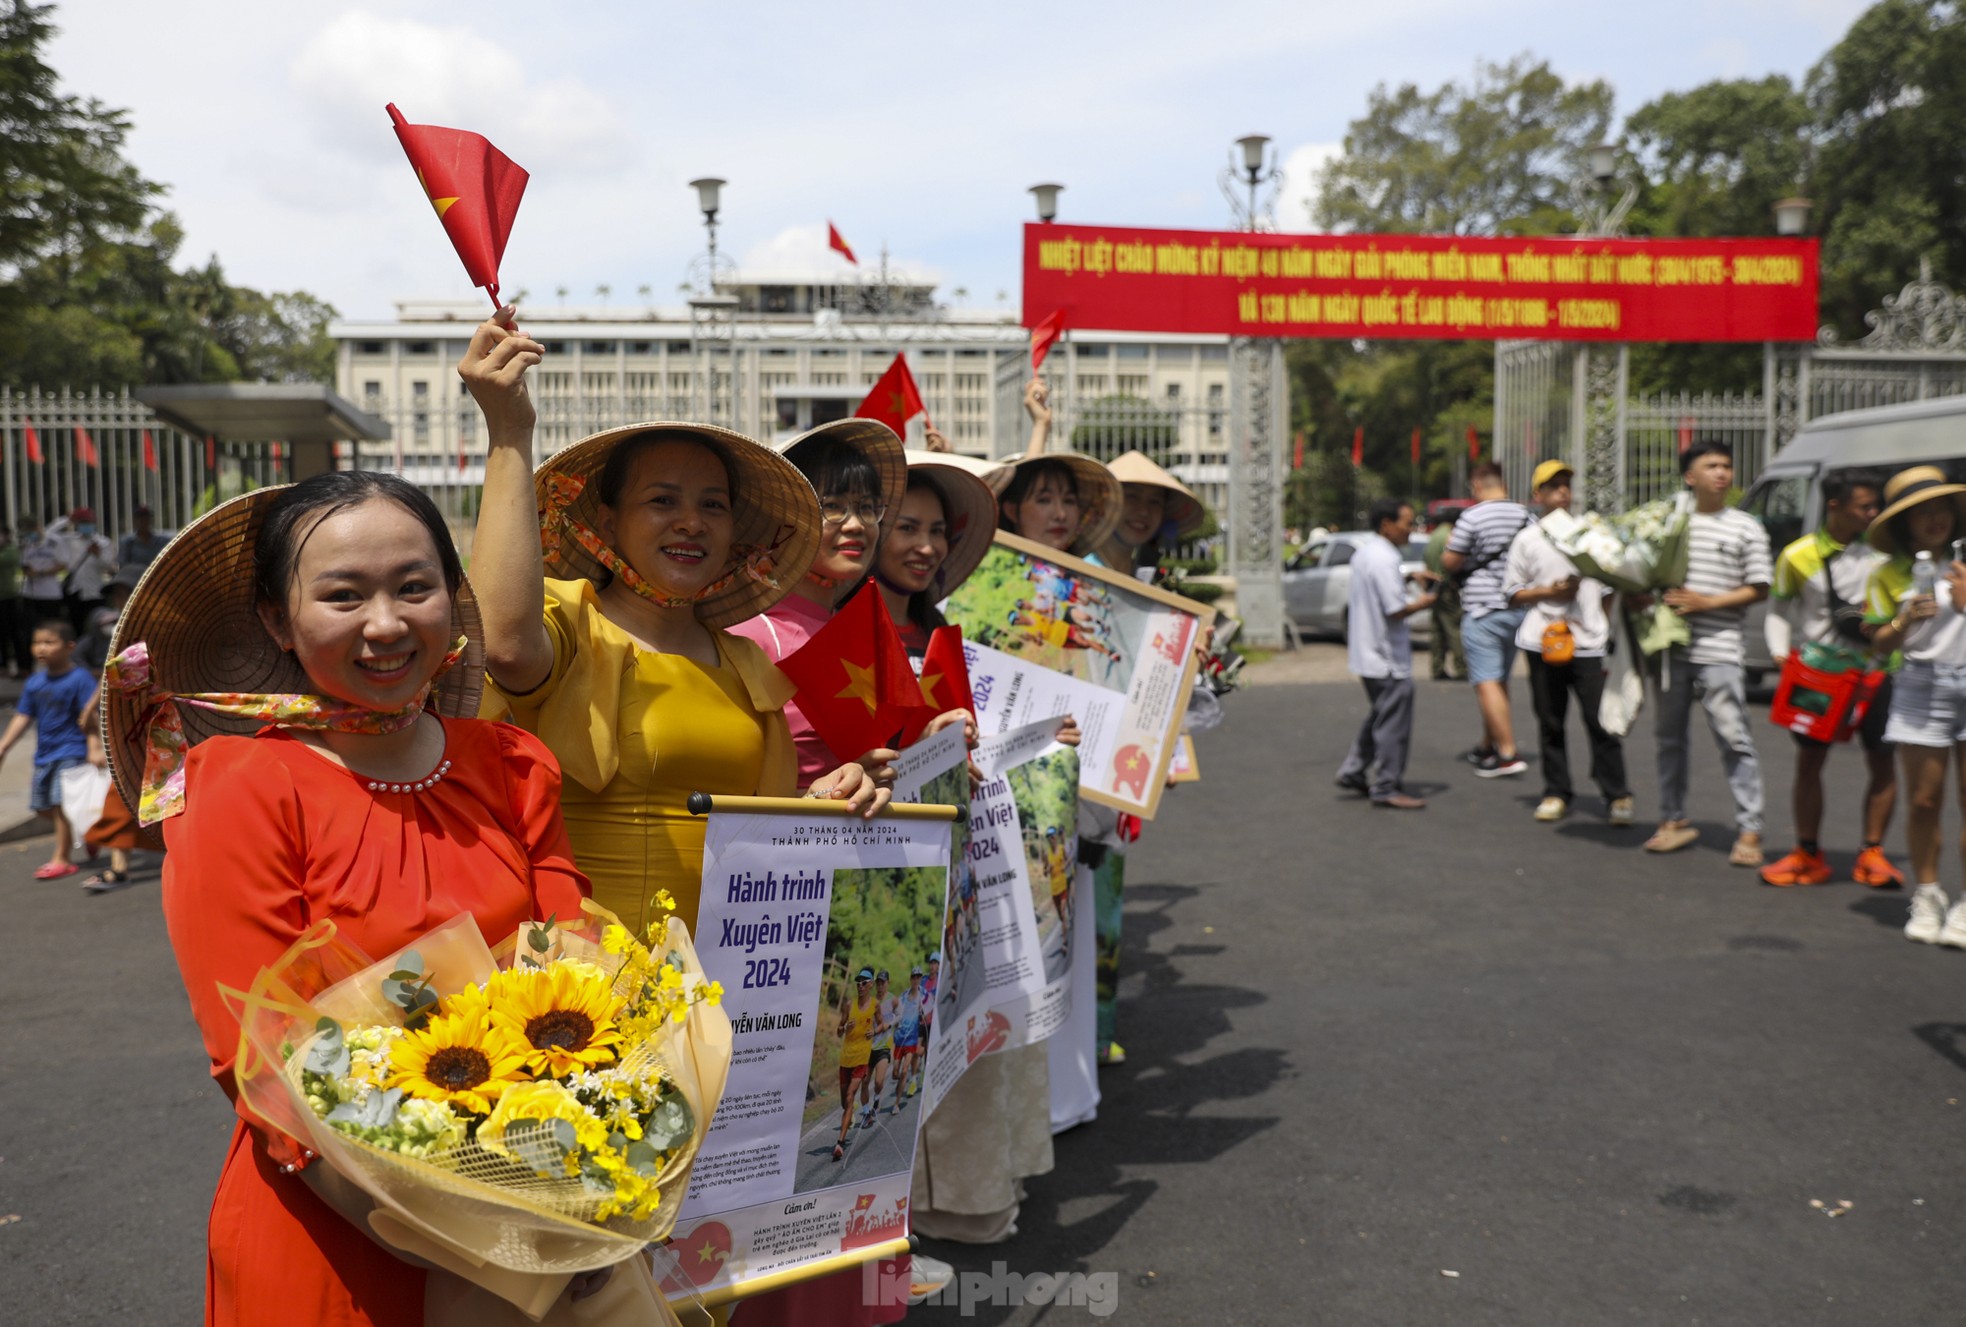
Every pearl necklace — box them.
[365,759,452,795]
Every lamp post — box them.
[1220,133,1286,647]
[1572,144,1635,513]
[686,177,737,427]
[1029,182,1064,224]
[1773,197,1812,237]
[689,176,726,272]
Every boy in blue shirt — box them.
[0,618,95,877]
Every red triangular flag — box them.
[1350,425,1363,467]
[141,428,158,472]
[387,103,528,304]
[271,441,284,464]
[1411,427,1422,466]
[828,221,858,265]
[778,585,938,763]
[1466,425,1480,464]
[204,434,217,469]
[1677,416,1695,453]
[1292,431,1305,470]
[23,417,42,465]
[1030,309,1066,372]
[855,353,928,436]
[912,625,976,734]
[74,426,100,469]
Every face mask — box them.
[77,523,96,536]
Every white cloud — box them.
[739,225,940,285]
[288,11,630,173]
[1279,143,1342,231]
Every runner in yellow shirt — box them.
[833,966,878,1161]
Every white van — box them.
[1737,394,1966,677]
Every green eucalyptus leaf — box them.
[641,1097,692,1151]
[625,1139,663,1176]
[548,1118,579,1153]
[304,1020,349,1078]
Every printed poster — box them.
[665,806,950,1300]
[942,530,1205,818]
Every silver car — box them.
[1284,532,1434,641]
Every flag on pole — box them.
[1030,308,1066,372]
[915,625,975,719]
[1411,427,1422,466]
[386,103,528,306]
[1677,416,1695,452]
[205,435,217,470]
[1466,425,1480,464]
[855,353,929,435]
[141,429,158,472]
[1350,425,1364,467]
[1292,431,1305,470]
[777,586,938,763]
[74,426,100,469]
[23,418,43,465]
[828,221,858,265]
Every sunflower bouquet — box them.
[230,897,732,1317]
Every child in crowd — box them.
[0,619,95,878]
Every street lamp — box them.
[689,176,726,268]
[1222,133,1279,232]
[1576,144,1635,238]
[1773,197,1812,237]
[1029,182,1064,223]
[1586,143,1618,186]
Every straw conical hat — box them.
[775,418,908,521]
[537,422,822,629]
[901,448,999,593]
[988,452,1123,554]
[102,485,486,816]
[1106,449,1207,539]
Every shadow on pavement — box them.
[1912,1022,1966,1076]
[916,881,1284,1322]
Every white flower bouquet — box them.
[1542,494,1695,655]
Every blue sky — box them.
[49,0,1873,320]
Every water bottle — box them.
[1914,549,1938,599]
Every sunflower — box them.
[487,963,628,1077]
[387,1008,531,1116]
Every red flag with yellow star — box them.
[828,221,858,265]
[916,625,975,717]
[855,353,928,436]
[1030,308,1066,371]
[778,585,937,763]
[387,103,528,304]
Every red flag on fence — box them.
[855,353,928,436]
[141,429,158,472]
[1030,309,1066,372]
[271,441,285,465]
[74,426,100,469]
[1411,427,1423,466]
[828,221,858,266]
[1466,425,1480,464]
[386,103,528,305]
[777,585,937,763]
[1677,416,1695,452]
[23,418,43,465]
[204,434,217,469]
[1350,426,1364,467]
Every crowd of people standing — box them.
[1337,440,1966,948]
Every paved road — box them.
[6,651,1966,1324]
[793,1078,926,1194]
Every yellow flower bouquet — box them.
[229,896,731,1321]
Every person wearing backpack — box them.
[1442,462,1531,777]
[1505,462,1633,825]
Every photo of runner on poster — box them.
[942,530,1207,819]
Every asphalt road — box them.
[6,653,1966,1324]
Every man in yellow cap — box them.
[1504,461,1633,825]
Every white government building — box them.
[330,269,1238,521]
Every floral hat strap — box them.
[106,637,467,826]
[537,471,794,611]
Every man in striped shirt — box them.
[1645,440,1773,866]
[1442,464,1531,777]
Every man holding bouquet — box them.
[1643,441,1773,865]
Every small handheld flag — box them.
[828,222,858,265]
[909,625,976,744]
[1030,308,1066,372]
[855,353,929,436]
[387,103,528,307]
[777,586,937,763]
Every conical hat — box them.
[900,449,999,593]
[102,485,486,817]
[775,418,908,520]
[988,452,1123,554]
[1106,449,1207,538]
[536,422,822,629]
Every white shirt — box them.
[1504,516,1612,656]
[1347,534,1413,680]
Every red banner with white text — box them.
[1022,224,1818,343]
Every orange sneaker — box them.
[1853,845,1905,889]
[1760,847,1833,887]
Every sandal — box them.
[82,869,130,894]
[1643,823,1699,854]
[33,861,79,880]
[1728,833,1765,868]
